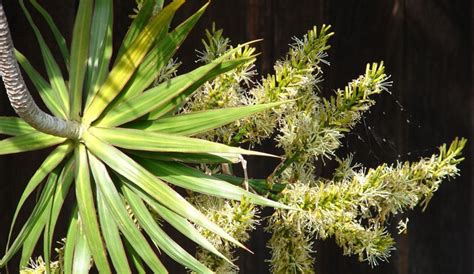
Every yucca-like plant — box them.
[1,1,467,273]
[0,0,291,273]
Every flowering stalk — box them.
[267,138,466,271]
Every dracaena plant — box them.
[1,0,467,273]
[0,0,290,273]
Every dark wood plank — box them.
[400,1,471,273]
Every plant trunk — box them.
[0,3,80,139]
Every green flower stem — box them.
[269,151,302,182]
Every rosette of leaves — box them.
[0,0,289,273]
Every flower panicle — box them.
[189,195,260,273]
[267,138,465,270]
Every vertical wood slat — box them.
[471,0,474,271]
[402,1,471,274]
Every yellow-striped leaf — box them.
[88,153,167,273]
[15,50,67,118]
[0,132,65,155]
[83,0,185,124]
[129,102,284,136]
[0,116,36,136]
[83,131,248,251]
[90,127,274,157]
[74,144,111,273]
[139,159,290,209]
[122,185,213,273]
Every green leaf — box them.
[139,158,291,209]
[63,208,79,274]
[0,132,65,156]
[105,2,208,110]
[72,231,92,274]
[96,58,248,127]
[155,0,165,11]
[88,153,167,273]
[15,50,68,118]
[90,127,274,157]
[129,102,284,136]
[147,45,256,120]
[0,116,35,136]
[83,131,248,251]
[97,189,132,273]
[124,182,230,264]
[19,167,60,268]
[28,0,70,68]
[43,158,74,273]
[115,0,155,62]
[124,239,147,274]
[84,0,114,109]
[19,0,70,116]
[74,144,111,273]
[1,165,57,267]
[69,0,93,119]
[121,185,213,273]
[83,0,185,125]
[6,142,72,252]
[129,150,241,164]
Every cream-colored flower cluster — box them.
[186,24,465,274]
[267,138,465,272]
[189,196,260,273]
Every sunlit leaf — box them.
[122,185,213,273]
[1,166,57,267]
[97,58,249,127]
[6,142,72,251]
[72,231,92,274]
[74,144,111,273]
[147,43,257,119]
[115,0,155,61]
[124,239,147,274]
[105,2,208,110]
[69,0,93,119]
[0,116,35,136]
[43,158,74,273]
[83,131,248,251]
[90,127,274,157]
[83,0,185,124]
[19,167,60,268]
[84,0,114,109]
[88,153,167,273]
[96,190,132,273]
[15,50,67,118]
[122,181,231,264]
[129,102,284,136]
[139,158,291,209]
[63,208,79,274]
[0,132,65,155]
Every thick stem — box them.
[0,4,80,139]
